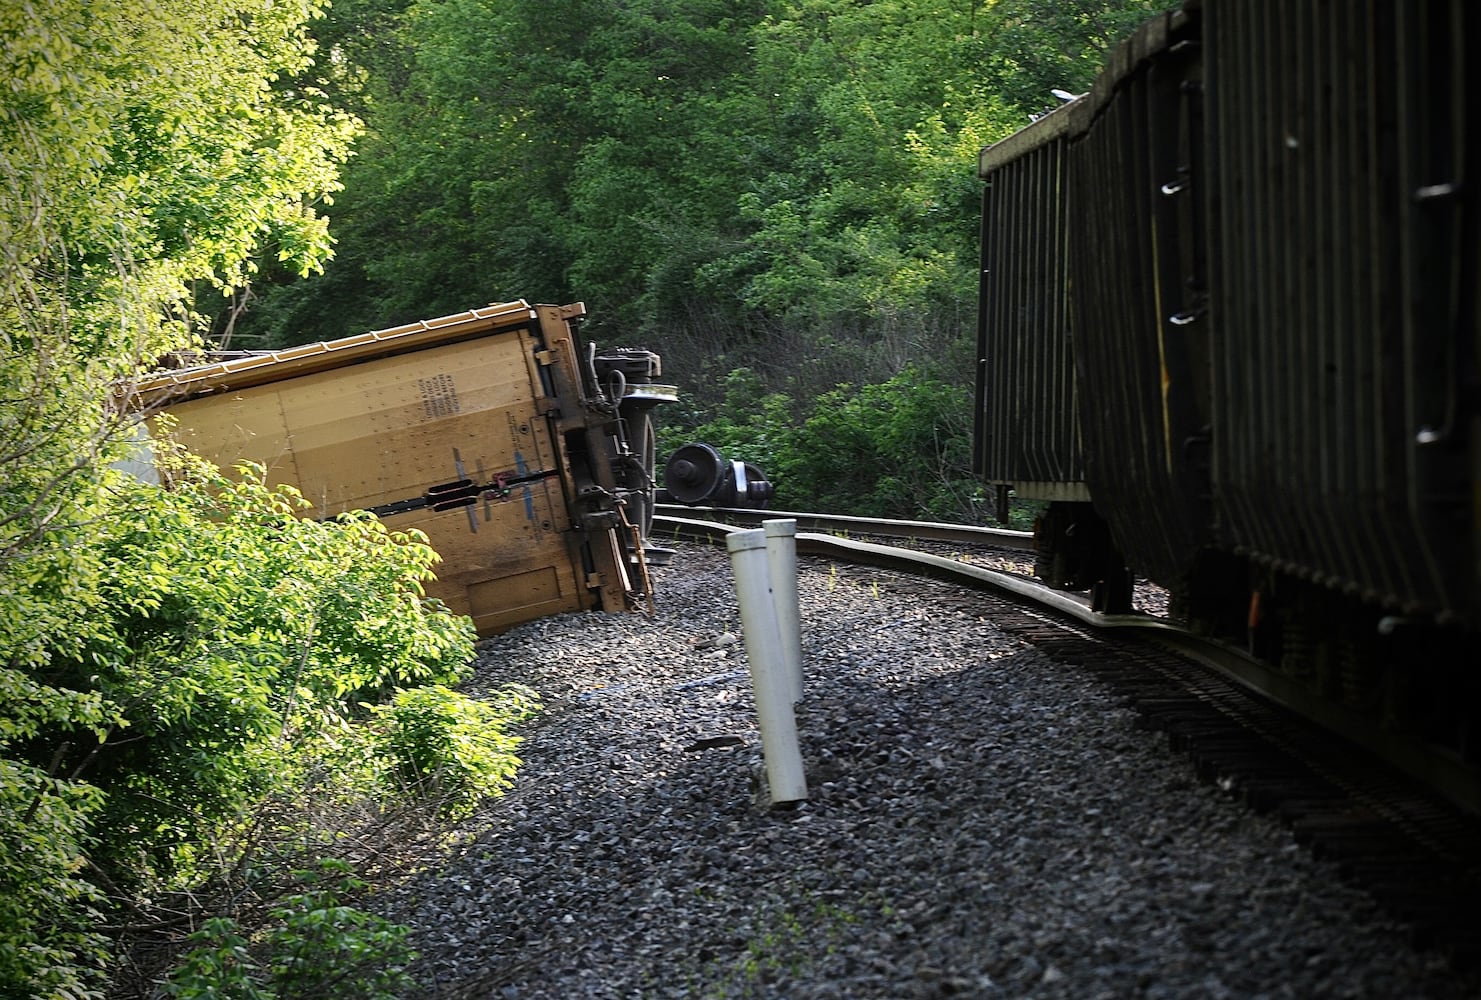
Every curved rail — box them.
[654,513,1481,815]
[653,504,1035,550]
[653,514,1148,629]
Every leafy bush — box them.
[774,367,982,521]
[3,0,391,991]
[45,450,479,892]
[656,367,795,478]
[166,862,416,1000]
[0,759,108,999]
[371,683,540,820]
[1,444,485,994]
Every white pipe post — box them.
[763,518,803,703]
[726,529,808,804]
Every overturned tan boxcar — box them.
[136,300,675,635]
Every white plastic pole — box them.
[726,529,808,804]
[763,518,803,703]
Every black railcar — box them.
[976,1,1477,771]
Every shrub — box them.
[49,451,479,891]
[166,862,416,1000]
[372,683,540,820]
[0,759,108,999]
[2,446,483,992]
[774,367,982,520]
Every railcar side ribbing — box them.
[976,0,1477,761]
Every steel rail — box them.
[653,504,1035,550]
[653,514,1164,630]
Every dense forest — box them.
[2,1,1165,995]
[217,0,1168,520]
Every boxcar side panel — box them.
[150,310,609,634]
[387,484,585,635]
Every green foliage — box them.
[240,0,1172,346]
[713,0,1019,324]
[1,0,357,355]
[3,0,361,991]
[371,683,540,820]
[656,368,797,480]
[0,759,108,999]
[670,366,985,522]
[166,862,416,1000]
[774,369,980,520]
[2,446,480,994]
[166,918,272,1000]
[970,0,1170,115]
[2,0,358,689]
[265,894,414,999]
[43,450,478,889]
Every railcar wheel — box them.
[629,409,675,568]
[631,409,657,540]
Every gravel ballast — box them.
[386,542,1479,999]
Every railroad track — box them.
[654,509,1481,966]
[654,503,1035,550]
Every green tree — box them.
[372,682,538,820]
[715,0,1175,327]
[767,367,979,520]
[672,366,981,521]
[2,0,357,651]
[2,0,357,992]
[213,0,1173,529]
[240,0,776,345]
[971,0,1168,114]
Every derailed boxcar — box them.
[136,300,675,635]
